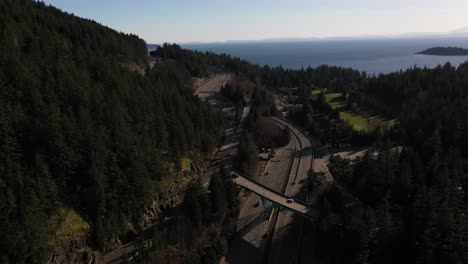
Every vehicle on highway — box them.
[232,174,238,179]
[314,179,321,187]
[253,202,260,208]
[286,198,294,203]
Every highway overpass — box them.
[232,171,319,221]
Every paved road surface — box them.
[200,99,251,187]
[194,73,232,99]
[194,73,252,187]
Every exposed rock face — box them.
[138,158,207,230]
[47,208,94,264]
[48,159,207,264]
[48,238,95,264]
[139,174,192,230]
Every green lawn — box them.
[320,91,398,132]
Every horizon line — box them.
[147,29,468,45]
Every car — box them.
[264,171,269,176]
[286,198,294,203]
[232,174,238,179]
[253,202,260,208]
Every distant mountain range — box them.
[147,44,158,51]
[169,27,468,45]
[450,27,468,34]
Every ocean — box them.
[180,37,468,74]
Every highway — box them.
[200,99,251,187]
[194,73,250,187]
[226,116,317,264]
[226,120,298,264]
[268,117,315,264]
[194,73,232,100]
[267,118,369,264]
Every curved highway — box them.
[227,118,299,264]
[268,117,314,264]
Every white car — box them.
[286,198,294,203]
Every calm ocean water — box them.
[181,38,468,74]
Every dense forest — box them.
[320,63,468,263]
[316,143,468,264]
[0,1,230,263]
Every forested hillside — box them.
[150,43,258,78]
[0,0,223,262]
[345,63,468,155]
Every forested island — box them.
[416,46,468,55]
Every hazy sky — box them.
[42,0,468,44]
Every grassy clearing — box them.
[339,112,372,131]
[312,88,329,95]
[324,93,346,110]
[321,92,398,132]
[368,116,399,129]
[312,89,322,95]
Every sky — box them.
[42,0,468,44]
